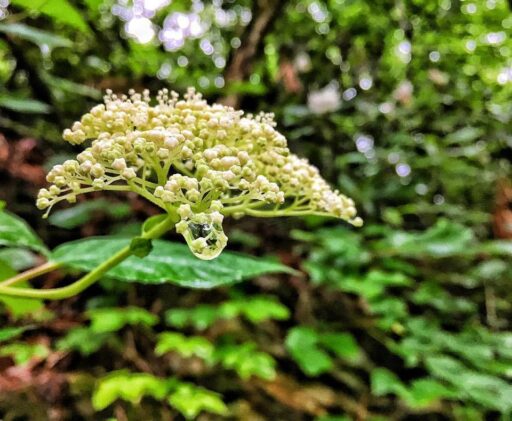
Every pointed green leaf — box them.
[52,237,292,288]
[0,326,28,342]
[0,96,51,114]
[0,209,49,255]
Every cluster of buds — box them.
[37,88,361,259]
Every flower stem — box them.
[0,213,178,300]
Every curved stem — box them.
[0,261,62,287]
[0,213,178,300]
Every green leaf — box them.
[56,327,112,356]
[42,73,102,99]
[0,326,28,342]
[336,270,412,300]
[445,127,484,144]
[0,260,44,318]
[166,305,220,330]
[87,307,158,333]
[407,379,457,408]
[0,248,38,271]
[371,368,457,409]
[0,96,51,114]
[0,209,49,255]
[155,332,214,360]
[0,22,72,48]
[48,199,131,229]
[168,383,228,419]
[0,282,45,319]
[165,296,289,330]
[384,219,474,258]
[52,238,292,288]
[10,0,91,33]
[221,296,290,323]
[371,368,408,397]
[319,332,360,362]
[425,355,512,412]
[93,372,227,419]
[92,371,170,410]
[285,326,333,376]
[214,342,276,380]
[0,342,49,365]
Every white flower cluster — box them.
[37,88,361,258]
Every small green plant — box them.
[0,89,360,301]
[92,371,228,419]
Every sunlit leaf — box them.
[168,383,228,419]
[92,371,170,410]
[10,0,91,33]
[155,332,214,360]
[214,342,276,380]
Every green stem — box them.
[129,183,166,209]
[244,208,335,218]
[0,261,62,287]
[0,213,178,300]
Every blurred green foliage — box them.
[0,0,512,419]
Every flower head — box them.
[38,88,361,259]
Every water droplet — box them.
[179,212,227,260]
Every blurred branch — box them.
[221,0,286,108]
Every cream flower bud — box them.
[210,200,223,211]
[90,163,105,178]
[203,149,217,161]
[154,186,164,198]
[191,238,208,250]
[39,188,50,198]
[164,136,179,149]
[176,220,188,234]
[112,158,127,171]
[92,178,105,189]
[80,160,93,174]
[178,204,192,219]
[181,146,193,159]
[210,211,223,224]
[122,168,136,179]
[220,156,238,169]
[157,148,170,159]
[49,185,61,195]
[36,198,50,209]
[161,191,174,202]
[186,189,200,202]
